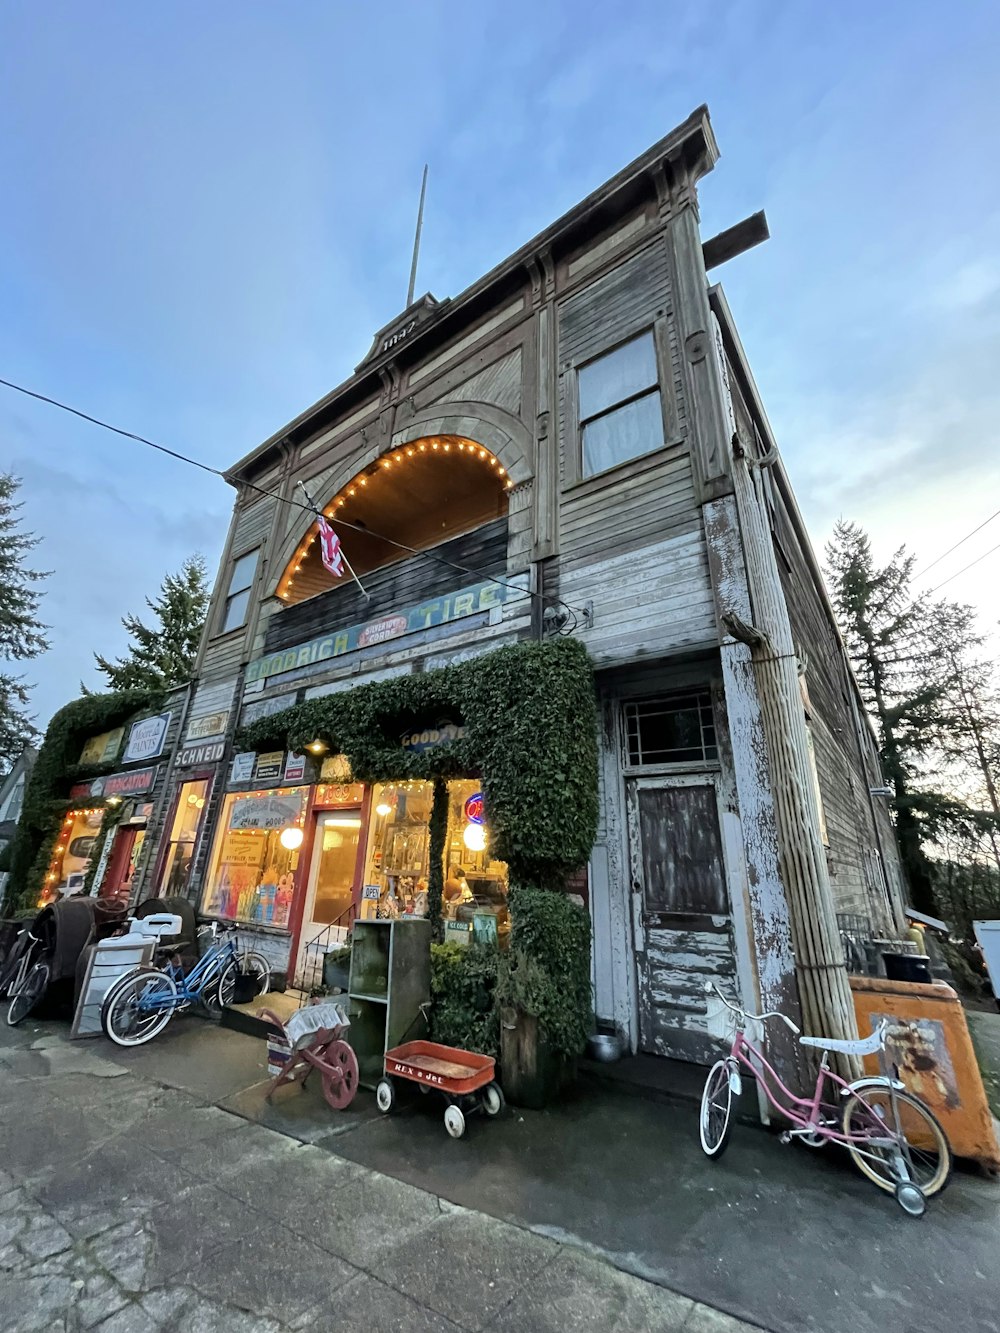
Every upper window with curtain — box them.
[220,548,259,634]
[577,331,663,478]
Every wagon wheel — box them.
[376,1078,396,1113]
[444,1105,466,1139]
[321,1041,359,1111]
[482,1082,505,1117]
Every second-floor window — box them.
[578,331,663,478]
[220,548,259,633]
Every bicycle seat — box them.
[798,1028,884,1057]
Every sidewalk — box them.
[0,1018,753,1333]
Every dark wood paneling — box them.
[264,518,510,654]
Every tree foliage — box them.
[94,556,209,693]
[0,473,49,771]
[2,689,160,913]
[825,520,1000,916]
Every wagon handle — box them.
[396,1001,431,1046]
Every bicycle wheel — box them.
[215,952,271,1009]
[841,1086,951,1197]
[7,961,50,1027]
[102,966,178,1047]
[699,1059,734,1158]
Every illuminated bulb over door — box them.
[279,827,304,850]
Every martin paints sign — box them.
[244,576,528,684]
[123,713,172,764]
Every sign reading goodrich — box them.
[245,576,528,684]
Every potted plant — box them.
[495,886,592,1108]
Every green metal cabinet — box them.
[347,918,431,1088]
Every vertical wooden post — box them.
[663,141,860,1076]
[729,452,861,1076]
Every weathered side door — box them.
[627,774,737,1063]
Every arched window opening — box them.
[279,436,512,605]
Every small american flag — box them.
[318,517,344,578]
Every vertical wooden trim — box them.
[663,199,733,501]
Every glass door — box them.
[294,812,363,989]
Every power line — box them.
[914,505,1000,579]
[0,373,577,616]
[927,538,1000,594]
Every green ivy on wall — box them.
[4,689,161,914]
[238,637,599,885]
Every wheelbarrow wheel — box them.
[376,1078,396,1113]
[482,1082,505,1117]
[444,1105,466,1139]
[321,1042,359,1111]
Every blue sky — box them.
[1,1,998,729]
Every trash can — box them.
[850,975,1000,1171]
[882,952,933,985]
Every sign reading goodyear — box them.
[245,577,527,684]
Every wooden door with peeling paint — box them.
[627,774,738,1063]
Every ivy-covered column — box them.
[427,777,448,941]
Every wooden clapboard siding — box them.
[263,518,509,654]
[436,348,522,415]
[558,242,671,365]
[559,449,700,572]
[725,363,894,930]
[198,634,246,684]
[183,677,237,741]
[232,494,276,556]
[559,529,716,668]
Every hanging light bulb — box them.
[375,801,392,818]
[463,823,487,852]
[279,827,304,850]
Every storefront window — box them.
[201,787,308,927]
[158,780,210,897]
[362,779,508,941]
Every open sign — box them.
[464,792,484,824]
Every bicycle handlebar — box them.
[706,982,801,1035]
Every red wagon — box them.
[377,1039,505,1138]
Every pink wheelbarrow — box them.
[261,1001,359,1111]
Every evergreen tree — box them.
[94,556,210,692]
[825,521,999,912]
[0,473,49,771]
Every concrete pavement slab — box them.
[366,1207,559,1332]
[313,1271,467,1332]
[182,1226,356,1324]
[484,1246,696,1332]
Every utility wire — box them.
[0,374,579,617]
[926,538,1000,594]
[914,504,1000,579]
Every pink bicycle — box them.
[699,984,951,1217]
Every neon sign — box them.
[464,792,484,824]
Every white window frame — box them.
[219,548,259,635]
[577,329,664,480]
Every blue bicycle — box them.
[101,922,270,1047]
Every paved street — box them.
[0,1018,749,1333]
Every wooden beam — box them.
[703,211,769,271]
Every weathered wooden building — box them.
[152,106,906,1064]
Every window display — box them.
[202,787,308,927]
[158,780,210,896]
[363,779,508,940]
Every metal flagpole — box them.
[406,165,428,310]
[296,482,370,599]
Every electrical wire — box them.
[926,538,1000,595]
[0,374,582,618]
[913,505,1000,579]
